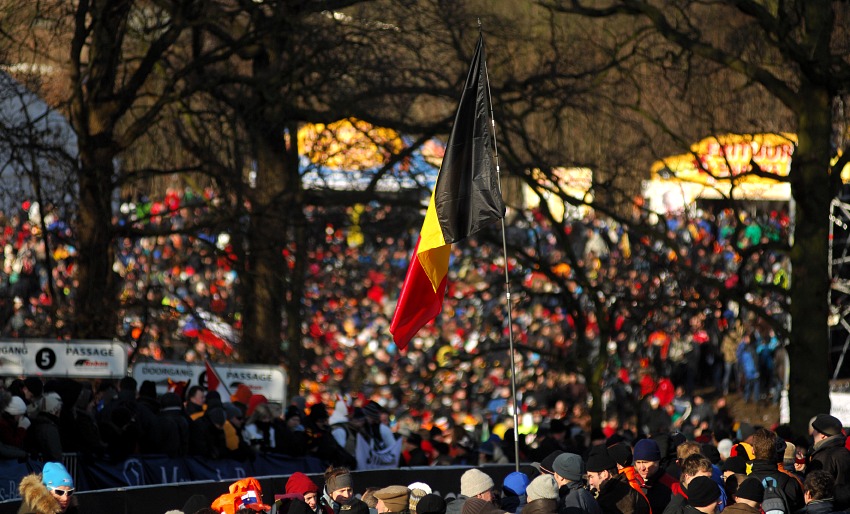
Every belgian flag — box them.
[390,35,505,350]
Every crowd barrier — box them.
[0,460,532,514]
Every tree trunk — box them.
[73,146,118,338]
[788,82,834,435]
[241,126,288,365]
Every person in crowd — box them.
[189,406,228,459]
[283,472,324,514]
[800,470,846,514]
[721,478,762,514]
[322,466,355,514]
[417,495,447,514]
[136,380,162,454]
[185,386,206,420]
[407,483,432,514]
[401,433,429,467]
[664,454,718,514]
[158,392,190,457]
[747,428,804,512]
[609,443,644,495]
[551,453,601,514]
[461,499,507,514]
[374,486,409,514]
[635,439,676,514]
[276,405,308,457]
[587,448,650,514]
[22,377,44,419]
[523,475,559,514]
[806,414,850,506]
[447,469,496,514]
[18,462,78,514]
[0,392,29,451]
[25,391,63,462]
[501,472,530,514]
[680,477,720,514]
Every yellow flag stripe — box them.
[417,189,450,292]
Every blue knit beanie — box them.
[42,462,74,489]
[502,472,530,496]
[633,439,661,462]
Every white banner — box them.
[0,339,128,378]
[131,360,286,404]
[830,392,850,426]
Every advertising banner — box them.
[0,340,128,379]
[131,360,287,404]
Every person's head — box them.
[676,441,701,461]
[460,469,495,502]
[374,485,410,514]
[187,385,206,406]
[633,439,661,480]
[325,466,354,504]
[681,454,713,488]
[686,476,721,514]
[552,453,585,487]
[535,450,563,476]
[586,451,617,491]
[810,414,844,444]
[607,443,633,471]
[525,475,558,503]
[804,470,835,504]
[286,471,319,509]
[408,482,431,513]
[416,494,447,514]
[734,477,764,509]
[751,428,778,461]
[42,462,74,512]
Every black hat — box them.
[417,494,447,514]
[285,405,301,421]
[308,403,329,420]
[207,406,226,426]
[722,455,748,474]
[735,477,765,503]
[701,444,721,465]
[608,443,633,467]
[586,451,617,473]
[23,377,43,397]
[812,414,843,437]
[549,418,567,434]
[687,476,720,508]
[139,380,157,400]
[535,450,564,474]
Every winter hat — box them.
[207,407,226,427]
[363,401,383,421]
[5,396,26,416]
[42,392,62,416]
[735,477,765,503]
[721,455,748,474]
[461,498,506,514]
[634,439,661,462]
[205,390,223,408]
[460,468,495,497]
[717,439,734,459]
[535,450,564,475]
[701,444,721,465]
[416,494,447,514]
[42,462,74,489]
[553,453,585,481]
[247,395,268,418]
[811,414,843,437]
[284,405,302,421]
[783,442,797,465]
[160,392,183,410]
[326,470,353,493]
[308,403,329,421]
[502,472,530,496]
[374,485,410,512]
[525,475,558,502]
[408,482,432,495]
[285,472,319,495]
[139,380,157,400]
[687,476,720,508]
[586,451,617,473]
[224,403,242,421]
[607,443,633,468]
[23,377,43,397]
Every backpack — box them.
[760,476,790,514]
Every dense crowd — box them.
[0,187,799,448]
[14,413,850,514]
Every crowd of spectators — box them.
[0,186,803,465]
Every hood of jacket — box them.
[18,474,66,514]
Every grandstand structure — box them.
[829,192,850,379]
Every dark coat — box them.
[721,503,760,514]
[560,482,602,514]
[748,459,805,513]
[809,435,850,490]
[798,500,850,514]
[598,473,651,514]
[641,468,676,514]
[523,499,559,514]
[188,414,227,459]
[25,412,62,462]
[158,406,190,457]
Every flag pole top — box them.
[477,18,482,31]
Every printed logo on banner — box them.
[123,459,145,486]
[74,359,109,368]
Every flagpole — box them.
[480,29,521,472]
